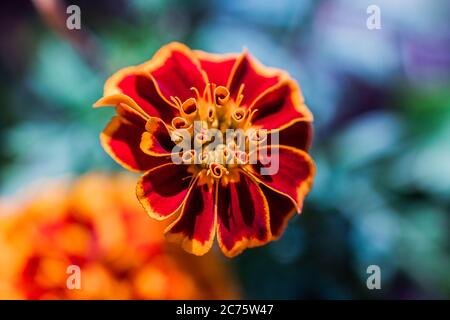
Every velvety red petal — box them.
[136,163,193,220]
[260,183,297,240]
[142,42,208,103]
[117,73,178,122]
[247,146,315,212]
[140,117,175,156]
[250,79,313,130]
[194,50,239,87]
[267,120,313,152]
[100,116,169,172]
[115,102,147,126]
[217,171,271,257]
[100,67,178,123]
[228,52,283,107]
[165,177,216,256]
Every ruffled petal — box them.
[94,94,149,122]
[260,184,297,240]
[250,79,313,130]
[114,101,148,126]
[165,176,216,256]
[100,67,178,123]
[228,52,283,107]
[136,163,193,220]
[100,116,169,172]
[246,145,315,212]
[194,50,239,87]
[140,117,176,156]
[142,42,208,103]
[267,120,313,152]
[216,171,271,257]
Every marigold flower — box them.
[95,42,315,257]
[0,174,239,299]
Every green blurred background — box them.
[1,0,449,299]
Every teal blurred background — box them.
[0,0,449,299]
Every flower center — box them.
[169,83,262,183]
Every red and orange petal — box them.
[246,145,315,213]
[100,116,170,172]
[94,94,148,123]
[141,42,208,103]
[99,67,179,124]
[228,51,284,107]
[136,163,194,220]
[194,50,239,88]
[140,117,176,157]
[161,167,306,257]
[250,78,313,130]
[260,183,297,240]
[165,176,216,256]
[216,171,271,257]
[114,101,148,126]
[275,119,313,151]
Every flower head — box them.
[0,174,239,299]
[95,42,315,257]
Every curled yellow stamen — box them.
[209,163,228,179]
[171,117,189,129]
[207,106,216,123]
[214,86,230,106]
[181,98,198,119]
[231,107,246,126]
[167,81,258,185]
[171,131,184,143]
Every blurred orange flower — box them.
[0,173,239,300]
